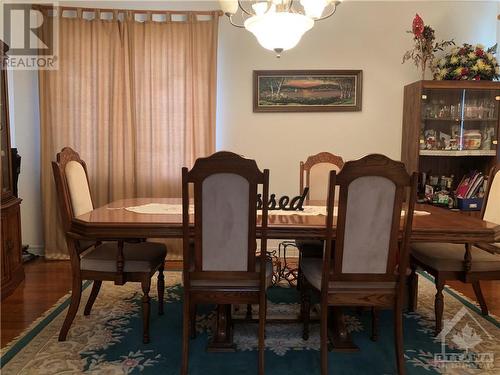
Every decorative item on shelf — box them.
[454,170,485,211]
[219,0,341,57]
[256,188,308,211]
[253,70,362,112]
[463,130,482,150]
[402,14,454,80]
[434,43,500,81]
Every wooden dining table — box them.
[71,197,500,351]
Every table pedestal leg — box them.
[327,307,359,352]
[207,304,236,352]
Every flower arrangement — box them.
[434,44,500,81]
[402,14,454,80]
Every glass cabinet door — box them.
[420,88,498,155]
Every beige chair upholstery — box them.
[483,170,500,225]
[411,243,500,272]
[342,176,396,274]
[81,242,167,272]
[65,160,94,216]
[309,162,341,201]
[301,258,396,290]
[483,169,500,249]
[201,173,250,271]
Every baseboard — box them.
[23,245,44,256]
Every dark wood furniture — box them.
[401,80,500,212]
[409,163,500,335]
[52,147,167,343]
[70,198,500,243]
[300,155,417,375]
[295,152,345,285]
[181,152,270,375]
[1,40,24,300]
[69,196,500,350]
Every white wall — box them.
[6,1,499,252]
[2,0,44,252]
[217,1,499,196]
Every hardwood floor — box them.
[1,258,499,349]
[1,258,72,348]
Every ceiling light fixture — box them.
[219,0,342,57]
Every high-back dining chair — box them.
[409,163,500,335]
[52,147,167,343]
[300,151,344,202]
[294,152,345,286]
[181,151,271,375]
[300,154,417,375]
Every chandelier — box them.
[219,0,342,57]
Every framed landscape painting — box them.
[253,70,362,112]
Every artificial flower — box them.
[434,43,499,80]
[412,14,424,37]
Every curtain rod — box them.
[32,4,222,16]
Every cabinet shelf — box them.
[423,117,497,122]
[419,150,497,157]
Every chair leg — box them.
[300,279,311,340]
[394,296,406,375]
[158,264,165,316]
[190,303,197,339]
[371,307,379,342]
[320,303,329,375]
[59,277,82,341]
[83,280,102,316]
[141,279,151,344]
[181,293,190,375]
[434,278,445,336]
[408,264,418,312]
[471,280,489,316]
[258,293,267,375]
[246,304,252,320]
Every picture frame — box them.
[253,70,363,113]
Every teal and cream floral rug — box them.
[1,272,499,374]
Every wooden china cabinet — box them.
[1,41,24,300]
[402,80,500,213]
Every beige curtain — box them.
[39,9,219,259]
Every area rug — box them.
[1,272,498,374]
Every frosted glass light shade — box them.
[244,12,314,53]
[219,0,239,15]
[300,0,328,19]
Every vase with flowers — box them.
[434,43,500,81]
[402,14,454,80]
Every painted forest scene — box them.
[256,74,359,110]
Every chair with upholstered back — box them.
[301,154,417,375]
[181,151,271,375]
[409,163,500,335]
[52,147,167,344]
[300,151,344,202]
[293,152,345,286]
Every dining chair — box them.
[409,163,500,335]
[181,151,271,375]
[293,152,344,286]
[300,154,418,375]
[52,147,167,344]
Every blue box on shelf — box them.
[457,197,483,211]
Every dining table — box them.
[71,197,500,352]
